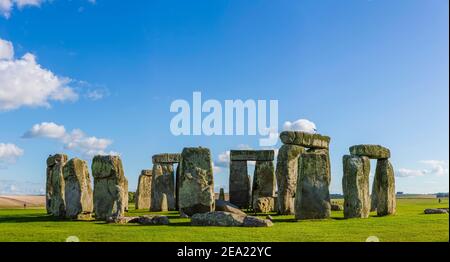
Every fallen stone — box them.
[276,144,305,215]
[280,131,330,149]
[266,215,274,221]
[374,159,396,216]
[230,150,275,161]
[63,158,94,219]
[106,216,137,224]
[424,208,449,214]
[229,160,251,209]
[46,154,68,217]
[342,155,371,218]
[137,215,170,225]
[152,153,181,164]
[191,211,273,227]
[92,155,127,220]
[350,145,391,159]
[135,170,152,210]
[243,216,273,227]
[253,197,275,213]
[215,200,247,216]
[179,147,215,216]
[295,151,331,220]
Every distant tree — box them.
[128,191,135,203]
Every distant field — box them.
[0,195,45,208]
[0,198,447,242]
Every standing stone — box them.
[252,161,275,210]
[160,193,168,212]
[63,158,93,219]
[295,151,331,220]
[46,154,68,217]
[135,170,152,210]
[374,159,396,216]
[342,155,370,218]
[123,177,129,212]
[92,155,126,220]
[179,147,215,216]
[219,188,225,201]
[175,164,180,210]
[276,144,305,215]
[229,160,250,208]
[151,163,175,211]
[370,173,379,212]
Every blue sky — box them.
[0,0,448,195]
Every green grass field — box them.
[0,198,448,242]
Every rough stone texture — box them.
[215,200,247,216]
[136,215,170,225]
[179,147,215,216]
[106,216,136,224]
[424,208,449,214]
[349,145,391,159]
[46,154,68,217]
[135,170,152,210]
[151,163,175,211]
[152,153,181,164]
[229,160,251,209]
[254,197,275,213]
[370,172,379,212]
[92,155,126,220]
[63,158,93,219]
[342,155,371,218]
[123,177,129,212]
[252,161,275,210]
[295,151,331,220]
[230,150,275,161]
[175,163,180,210]
[275,144,305,215]
[374,159,396,216]
[191,211,273,227]
[219,188,225,201]
[280,131,330,149]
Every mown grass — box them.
[0,198,447,242]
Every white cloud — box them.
[283,119,317,133]
[0,38,78,111]
[0,0,44,18]
[397,160,449,178]
[0,143,24,167]
[23,122,117,157]
[216,150,230,168]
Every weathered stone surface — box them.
[243,216,273,227]
[106,216,136,224]
[179,147,215,216]
[254,197,275,213]
[123,177,129,212]
[152,153,181,164]
[92,155,126,220]
[342,155,371,218]
[295,151,331,220]
[219,188,225,201]
[229,160,251,208]
[151,163,175,211]
[424,208,449,214]
[191,211,272,227]
[135,170,152,210]
[350,145,391,159]
[230,150,275,161]
[370,171,379,212]
[374,159,396,216]
[63,158,93,219]
[276,144,305,215]
[280,131,330,149]
[215,200,247,216]
[46,154,68,217]
[252,161,275,210]
[136,215,170,225]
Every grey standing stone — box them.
[370,171,379,212]
[275,144,305,215]
[229,160,250,208]
[374,159,396,216]
[252,161,275,210]
[135,170,152,210]
[46,154,68,217]
[123,177,129,212]
[63,158,93,219]
[295,151,331,220]
[178,147,215,216]
[219,188,225,201]
[151,163,175,211]
[342,155,371,218]
[175,163,180,210]
[92,155,126,220]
